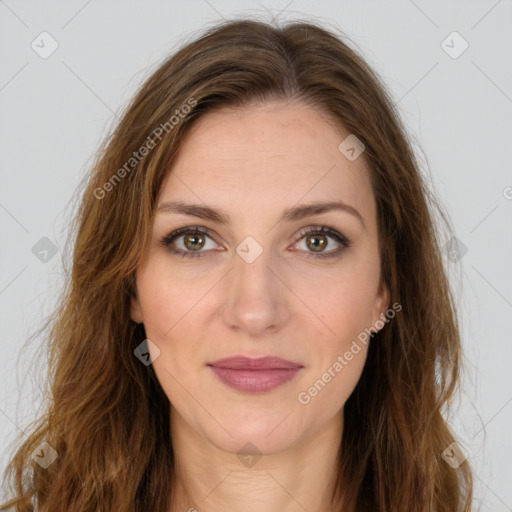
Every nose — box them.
[221,244,290,338]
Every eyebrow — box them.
[156,199,366,230]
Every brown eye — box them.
[161,226,221,259]
[293,226,352,259]
[183,232,206,251]
[305,233,327,252]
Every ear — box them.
[370,278,390,334]
[130,294,144,324]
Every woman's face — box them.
[131,100,389,455]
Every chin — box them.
[204,416,303,458]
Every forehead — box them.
[158,100,375,227]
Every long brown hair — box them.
[1,18,473,511]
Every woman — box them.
[0,18,473,512]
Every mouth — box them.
[207,356,304,393]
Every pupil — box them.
[308,234,326,252]
[185,233,204,251]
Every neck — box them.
[168,409,344,512]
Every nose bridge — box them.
[235,237,275,292]
[222,236,287,335]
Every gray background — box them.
[1,0,511,509]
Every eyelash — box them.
[160,225,352,260]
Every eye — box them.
[292,226,352,259]
[160,225,352,260]
[160,226,221,258]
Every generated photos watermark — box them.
[297,302,402,405]
[93,97,197,200]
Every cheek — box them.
[298,262,380,340]
[136,256,214,338]
[135,259,208,403]
[297,317,369,415]
[296,258,379,400]
[309,344,369,413]
[314,286,372,375]
[300,290,370,412]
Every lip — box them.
[208,356,304,393]
[209,356,303,370]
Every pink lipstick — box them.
[208,356,303,393]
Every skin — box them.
[130,99,390,512]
